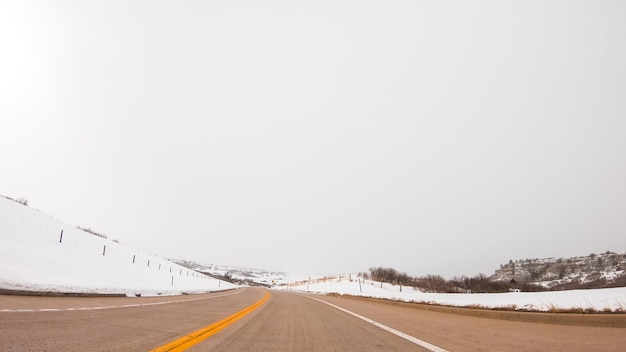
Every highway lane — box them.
[314,294,626,352]
[0,288,265,351]
[193,289,429,351]
[187,290,626,351]
[2,288,626,351]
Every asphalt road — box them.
[1,288,625,351]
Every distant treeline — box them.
[362,266,626,293]
[362,267,510,293]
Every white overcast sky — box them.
[2,1,625,278]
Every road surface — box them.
[1,287,625,351]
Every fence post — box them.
[132,255,136,264]
[59,230,63,243]
[102,245,106,256]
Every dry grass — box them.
[335,294,626,327]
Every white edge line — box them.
[0,288,247,313]
[307,296,450,352]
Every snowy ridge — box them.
[172,260,294,287]
[491,253,626,290]
[283,275,626,313]
[0,197,237,296]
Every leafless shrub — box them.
[77,226,108,239]
[2,195,28,206]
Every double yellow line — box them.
[151,292,271,352]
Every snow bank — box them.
[283,275,626,312]
[0,197,237,296]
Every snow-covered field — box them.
[2,195,625,312]
[282,275,626,313]
[0,197,237,296]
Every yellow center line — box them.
[150,291,271,352]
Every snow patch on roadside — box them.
[282,275,626,312]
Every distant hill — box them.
[490,251,626,291]
[171,260,290,287]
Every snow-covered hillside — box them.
[283,275,626,313]
[491,253,626,290]
[172,260,297,287]
[0,196,237,296]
